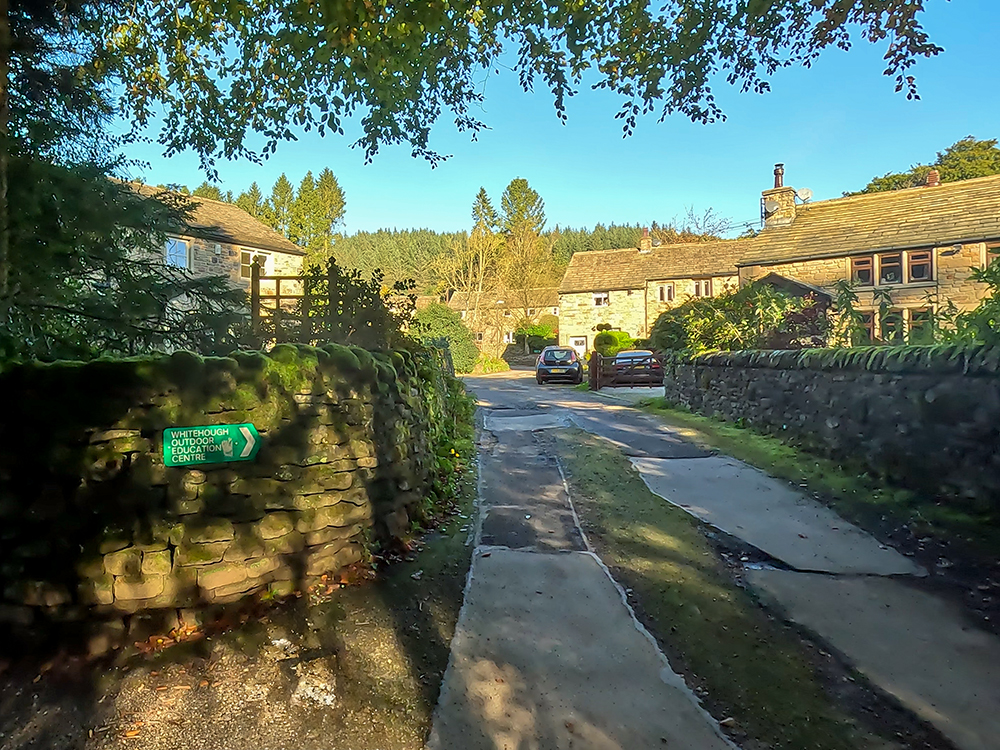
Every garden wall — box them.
[661,345,1000,507]
[0,344,468,645]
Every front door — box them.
[569,336,588,358]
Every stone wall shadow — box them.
[0,345,468,748]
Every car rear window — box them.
[615,351,653,361]
[543,349,575,364]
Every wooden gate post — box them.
[588,352,600,391]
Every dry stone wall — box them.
[0,344,460,644]
[660,345,1000,508]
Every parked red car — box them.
[611,350,663,386]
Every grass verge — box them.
[551,428,936,750]
[637,397,1000,560]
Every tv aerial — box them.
[796,187,814,203]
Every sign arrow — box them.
[163,423,261,467]
[239,426,256,458]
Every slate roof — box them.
[129,183,305,256]
[741,173,1000,266]
[448,288,560,310]
[558,240,748,294]
[559,175,1000,292]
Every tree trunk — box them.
[0,0,10,309]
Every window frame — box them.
[985,242,1000,270]
[880,308,905,342]
[692,278,712,298]
[165,237,190,269]
[851,256,874,286]
[592,292,610,307]
[851,250,936,288]
[908,307,934,343]
[859,311,876,344]
[907,251,933,283]
[240,249,272,279]
[657,283,675,302]
[878,252,904,285]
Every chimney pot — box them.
[774,163,785,189]
[925,169,941,187]
[639,228,652,252]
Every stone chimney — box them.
[639,227,652,252]
[925,169,941,187]
[761,163,797,228]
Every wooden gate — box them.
[588,351,664,390]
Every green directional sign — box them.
[163,424,261,467]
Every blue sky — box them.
[125,1,999,237]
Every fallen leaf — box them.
[124,730,141,738]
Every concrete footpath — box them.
[426,412,733,750]
[455,374,1000,750]
[631,446,1000,750]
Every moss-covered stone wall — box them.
[0,343,466,644]
[660,345,1000,507]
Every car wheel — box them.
[536,375,544,385]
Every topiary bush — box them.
[594,330,634,356]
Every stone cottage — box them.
[131,183,306,288]
[557,233,747,355]
[447,287,560,356]
[738,167,999,340]
[558,167,1000,352]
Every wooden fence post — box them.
[273,277,283,343]
[300,275,312,345]
[250,260,261,340]
[588,352,600,391]
[327,263,339,340]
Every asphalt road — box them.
[463,370,710,459]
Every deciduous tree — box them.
[854,137,1000,194]
[97,1,943,169]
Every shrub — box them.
[474,355,511,374]
[515,320,558,352]
[594,330,634,356]
[649,282,828,354]
[414,303,480,373]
